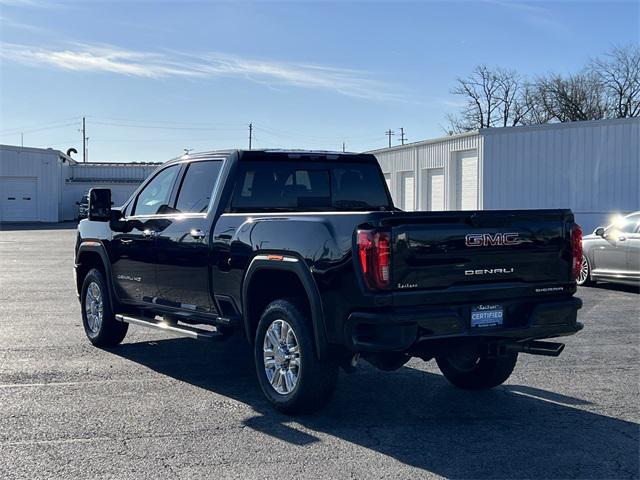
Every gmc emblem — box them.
[465,232,521,247]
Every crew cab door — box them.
[153,159,224,314]
[111,164,181,304]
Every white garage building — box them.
[0,144,159,223]
[371,118,639,232]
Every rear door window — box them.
[175,160,223,213]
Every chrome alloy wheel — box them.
[85,281,104,334]
[578,256,589,285]
[263,319,301,395]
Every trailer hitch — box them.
[504,340,565,357]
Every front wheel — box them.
[81,268,128,347]
[436,350,518,390]
[254,299,338,414]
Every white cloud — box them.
[0,42,402,101]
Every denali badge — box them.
[465,268,514,276]
[116,274,141,283]
[465,232,521,247]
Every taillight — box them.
[357,229,391,290]
[571,224,583,281]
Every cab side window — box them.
[132,165,180,216]
[175,161,223,213]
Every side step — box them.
[115,314,227,341]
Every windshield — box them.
[231,160,392,212]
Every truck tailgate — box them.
[386,210,573,291]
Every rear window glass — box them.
[175,160,223,213]
[231,161,390,212]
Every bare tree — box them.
[496,69,526,127]
[535,72,608,122]
[448,66,540,132]
[518,83,553,125]
[449,65,502,132]
[446,46,639,134]
[590,44,640,118]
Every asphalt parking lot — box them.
[0,225,638,480]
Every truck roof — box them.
[162,149,376,166]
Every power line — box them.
[0,116,82,135]
[385,129,395,148]
[88,115,245,128]
[0,121,81,137]
[90,121,244,131]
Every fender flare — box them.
[242,255,328,360]
[75,241,118,308]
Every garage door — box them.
[0,177,37,221]
[425,168,444,211]
[401,172,415,211]
[455,151,478,210]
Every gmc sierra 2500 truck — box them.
[75,149,583,413]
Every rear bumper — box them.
[344,296,583,353]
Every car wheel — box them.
[576,254,593,286]
[81,268,128,347]
[254,299,338,414]
[436,350,518,390]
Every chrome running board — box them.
[115,314,226,341]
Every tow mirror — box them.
[88,188,112,222]
[594,227,605,237]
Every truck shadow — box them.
[110,336,639,479]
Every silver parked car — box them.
[578,212,640,287]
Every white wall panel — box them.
[482,118,640,232]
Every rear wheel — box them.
[254,299,338,414]
[81,268,128,347]
[577,255,593,286]
[436,349,518,390]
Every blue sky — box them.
[0,0,638,162]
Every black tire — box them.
[254,299,338,414]
[577,254,594,286]
[436,351,518,390]
[81,268,128,347]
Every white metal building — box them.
[371,118,639,232]
[0,144,159,223]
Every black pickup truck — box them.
[75,149,583,413]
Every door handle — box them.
[618,236,627,242]
[190,229,206,240]
[142,229,157,238]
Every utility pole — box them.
[385,129,395,148]
[81,117,87,163]
[398,127,407,146]
[342,141,346,153]
[21,132,23,147]
[248,123,253,150]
